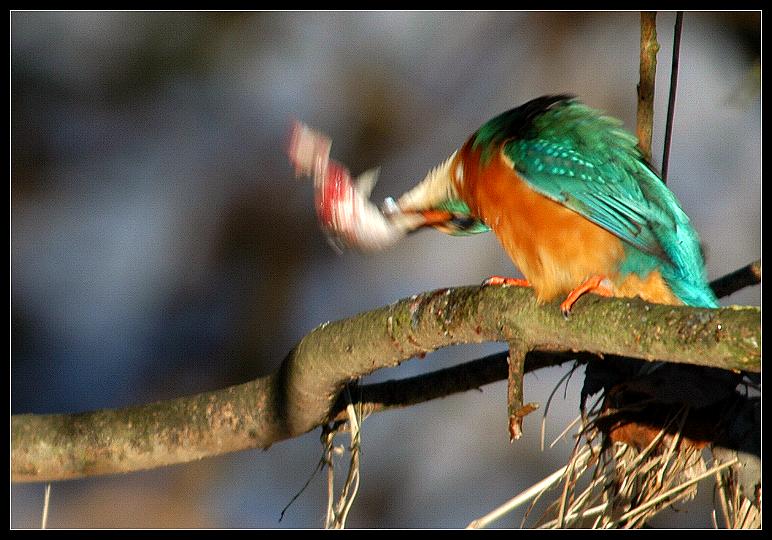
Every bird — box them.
[391,95,718,314]
[288,95,721,442]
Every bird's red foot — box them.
[482,276,531,287]
[560,275,614,317]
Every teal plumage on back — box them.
[476,96,717,308]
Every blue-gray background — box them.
[11,11,760,529]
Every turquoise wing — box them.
[476,97,716,307]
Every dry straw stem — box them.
[325,390,362,529]
[40,484,51,530]
[616,457,738,525]
[12,278,759,483]
[466,447,592,529]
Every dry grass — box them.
[324,386,363,529]
[467,372,759,529]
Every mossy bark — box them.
[12,285,759,483]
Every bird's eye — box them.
[450,215,477,230]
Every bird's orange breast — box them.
[451,142,678,305]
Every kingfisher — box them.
[390,95,718,313]
[288,95,719,441]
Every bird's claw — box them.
[559,275,612,318]
[560,298,574,318]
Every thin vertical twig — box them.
[507,342,532,441]
[661,11,684,182]
[636,12,660,162]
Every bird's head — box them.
[388,151,488,236]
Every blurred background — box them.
[11,11,759,529]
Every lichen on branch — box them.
[12,283,760,483]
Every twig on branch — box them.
[12,276,760,483]
[331,350,588,423]
[507,340,537,441]
[710,259,761,299]
[637,11,659,163]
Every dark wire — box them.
[661,12,684,183]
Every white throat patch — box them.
[396,151,458,211]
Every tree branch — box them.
[636,11,659,162]
[710,259,761,299]
[330,260,762,422]
[330,350,598,423]
[12,280,760,483]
